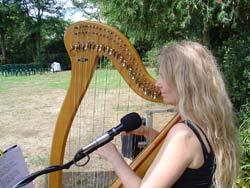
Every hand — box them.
[122,126,159,141]
[121,125,146,136]
[96,142,120,162]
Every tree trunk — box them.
[35,17,42,62]
[203,22,210,46]
[35,31,41,58]
[0,31,7,64]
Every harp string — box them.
[63,61,144,187]
[63,67,174,188]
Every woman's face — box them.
[155,64,177,106]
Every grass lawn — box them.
[0,68,173,188]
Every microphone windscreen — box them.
[120,112,142,132]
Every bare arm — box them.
[97,143,142,187]
[96,123,197,188]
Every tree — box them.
[20,0,64,63]
[72,0,250,49]
[0,0,26,64]
[42,16,70,69]
[0,0,66,65]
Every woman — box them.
[96,41,241,188]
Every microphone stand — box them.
[14,137,113,188]
[14,112,142,187]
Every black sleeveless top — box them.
[172,120,215,188]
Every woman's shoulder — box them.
[163,122,208,169]
[164,122,202,156]
[158,122,199,168]
[166,122,195,141]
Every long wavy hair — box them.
[158,41,241,188]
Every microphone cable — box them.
[14,151,91,188]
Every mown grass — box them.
[0,71,71,93]
[0,68,158,93]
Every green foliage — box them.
[42,17,69,40]
[34,55,45,65]
[218,35,250,111]
[43,38,70,70]
[0,0,28,64]
[143,47,160,68]
[0,0,66,66]
[218,37,250,188]
[238,101,250,187]
[73,0,250,48]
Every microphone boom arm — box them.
[14,135,114,188]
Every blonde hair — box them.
[158,41,241,188]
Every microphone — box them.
[14,112,142,188]
[75,112,142,158]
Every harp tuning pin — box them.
[127,67,132,72]
[88,42,93,50]
[92,43,97,50]
[152,93,156,99]
[102,45,107,53]
[154,92,159,99]
[109,48,113,55]
[140,85,144,92]
[105,46,110,54]
[80,43,85,50]
[130,71,136,79]
[122,60,128,67]
[73,44,80,51]
[84,43,88,50]
[122,61,127,67]
[112,50,117,57]
[94,44,99,51]
[70,45,75,51]
[98,44,103,52]
[118,55,123,62]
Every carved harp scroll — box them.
[48,21,180,188]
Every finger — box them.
[121,131,130,136]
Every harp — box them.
[48,21,180,188]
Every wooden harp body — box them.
[48,21,180,188]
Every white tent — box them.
[51,62,61,72]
